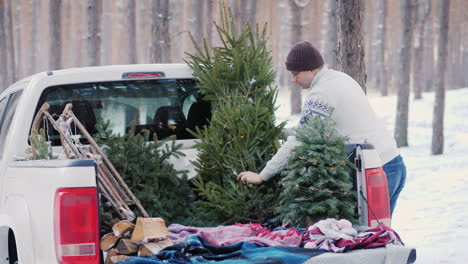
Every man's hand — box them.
[237,171,264,185]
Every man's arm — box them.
[238,135,300,184]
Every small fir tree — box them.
[29,128,56,160]
[94,121,198,227]
[275,116,358,227]
[185,4,285,224]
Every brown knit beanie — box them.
[285,41,324,71]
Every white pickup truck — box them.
[0,64,397,264]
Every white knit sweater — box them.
[260,66,399,181]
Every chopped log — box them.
[131,217,169,244]
[100,233,119,252]
[105,249,118,264]
[138,240,174,256]
[115,238,139,255]
[110,255,130,264]
[113,220,135,238]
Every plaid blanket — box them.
[302,223,404,253]
[119,236,324,264]
[168,223,302,247]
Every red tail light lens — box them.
[54,187,100,264]
[365,168,391,227]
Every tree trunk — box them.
[192,0,204,44]
[126,0,137,64]
[241,0,257,27]
[375,0,388,96]
[28,0,39,74]
[150,0,170,63]
[431,0,450,155]
[4,0,16,85]
[204,0,214,46]
[336,0,366,93]
[423,2,434,92]
[463,0,468,88]
[394,0,415,147]
[13,0,22,79]
[289,0,304,115]
[49,0,62,71]
[324,0,338,70]
[0,0,7,91]
[87,0,101,66]
[413,0,431,100]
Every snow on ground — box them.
[275,87,468,264]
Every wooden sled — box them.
[30,103,149,219]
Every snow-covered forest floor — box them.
[275,87,468,264]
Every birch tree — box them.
[150,0,170,63]
[87,0,101,66]
[431,0,450,155]
[374,0,388,96]
[394,0,415,147]
[126,0,137,64]
[413,0,431,99]
[336,0,366,92]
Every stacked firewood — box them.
[101,217,174,264]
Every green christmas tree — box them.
[185,4,285,224]
[275,115,358,227]
[29,128,56,160]
[94,121,198,227]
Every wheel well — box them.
[7,229,17,264]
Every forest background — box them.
[1,0,466,153]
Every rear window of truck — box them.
[33,79,211,145]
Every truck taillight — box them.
[54,187,100,264]
[365,168,391,227]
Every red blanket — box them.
[168,223,302,247]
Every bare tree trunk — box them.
[375,0,388,96]
[324,0,338,69]
[126,0,137,64]
[241,0,257,26]
[87,0,101,66]
[49,0,62,71]
[150,0,170,63]
[431,0,450,155]
[336,0,366,92]
[394,0,415,147]
[192,0,204,44]
[28,0,39,74]
[423,2,434,92]
[413,0,431,100]
[204,0,214,46]
[13,0,23,79]
[0,0,7,90]
[289,0,304,115]
[463,0,468,88]
[4,0,16,85]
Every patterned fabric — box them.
[299,98,333,126]
[119,236,325,264]
[168,223,302,247]
[302,223,404,253]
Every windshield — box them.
[34,79,211,145]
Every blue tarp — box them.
[119,236,325,264]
